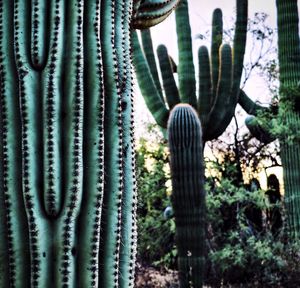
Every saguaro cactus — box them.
[168,104,205,288]
[133,0,248,142]
[0,1,178,287]
[275,0,300,238]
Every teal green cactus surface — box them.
[133,0,248,142]
[276,0,300,238]
[0,1,175,287]
[168,104,205,288]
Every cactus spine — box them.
[168,104,205,288]
[0,0,177,287]
[133,0,248,142]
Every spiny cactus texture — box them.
[168,104,205,288]
[0,1,177,287]
[132,0,180,29]
[275,0,300,238]
[133,0,248,142]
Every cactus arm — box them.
[0,2,31,286]
[231,0,248,99]
[132,0,179,29]
[211,8,223,98]
[76,0,105,286]
[31,0,48,69]
[157,44,180,109]
[42,0,65,217]
[141,29,164,101]
[245,115,275,144]
[175,0,197,107]
[168,104,205,287]
[238,89,266,116]
[205,44,233,140]
[132,30,169,128]
[197,46,212,130]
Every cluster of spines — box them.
[14,0,43,286]
[44,0,61,217]
[77,0,105,285]
[118,0,138,286]
[59,0,84,285]
[133,0,248,143]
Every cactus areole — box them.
[0,0,178,287]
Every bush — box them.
[136,133,177,268]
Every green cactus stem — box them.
[168,104,205,288]
[133,0,248,143]
[276,0,300,237]
[0,0,174,286]
[239,90,276,144]
[132,0,180,29]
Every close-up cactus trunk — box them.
[168,104,205,288]
[0,0,179,287]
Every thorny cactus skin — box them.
[133,0,248,143]
[132,0,180,29]
[0,1,176,287]
[275,0,300,238]
[168,104,205,288]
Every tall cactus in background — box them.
[275,0,300,238]
[0,1,178,287]
[168,104,205,288]
[133,0,248,143]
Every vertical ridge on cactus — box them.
[276,0,300,237]
[168,104,205,288]
[0,0,175,286]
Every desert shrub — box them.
[136,133,177,268]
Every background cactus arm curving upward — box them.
[197,46,212,128]
[204,0,248,141]
[168,104,205,288]
[132,30,169,128]
[211,8,223,99]
[141,29,164,101]
[175,0,197,107]
[157,44,180,109]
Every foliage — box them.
[205,175,300,287]
[136,126,177,268]
[136,129,300,286]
